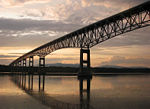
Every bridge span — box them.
[10,1,150,76]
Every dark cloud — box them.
[0,18,82,32]
[0,18,83,47]
[0,31,52,47]
[0,19,149,48]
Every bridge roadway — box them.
[9,1,150,76]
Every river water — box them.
[0,74,150,109]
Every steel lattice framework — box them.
[10,1,150,66]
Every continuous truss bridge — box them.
[10,1,150,75]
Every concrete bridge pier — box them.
[78,47,92,79]
[28,56,34,90]
[39,56,45,91]
[23,59,26,67]
[19,61,22,66]
[18,61,23,86]
[18,61,21,72]
[18,61,22,86]
[39,57,45,67]
[23,59,26,88]
[29,56,34,67]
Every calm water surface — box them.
[0,74,150,109]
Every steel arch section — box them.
[10,1,150,66]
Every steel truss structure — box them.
[10,1,150,66]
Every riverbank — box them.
[0,65,150,75]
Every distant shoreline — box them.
[0,65,150,75]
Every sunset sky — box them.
[0,0,150,67]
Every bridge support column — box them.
[28,56,34,90]
[18,61,22,74]
[23,59,26,67]
[23,59,26,89]
[78,48,92,79]
[39,56,45,91]
[78,48,92,108]
[19,61,22,66]
[29,56,34,67]
[39,57,45,67]
[18,61,23,86]
[79,78,91,109]
[18,61,21,84]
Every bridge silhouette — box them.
[9,1,150,77]
[8,2,150,109]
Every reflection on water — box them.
[12,74,93,109]
[0,74,150,109]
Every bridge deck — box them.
[10,1,150,65]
